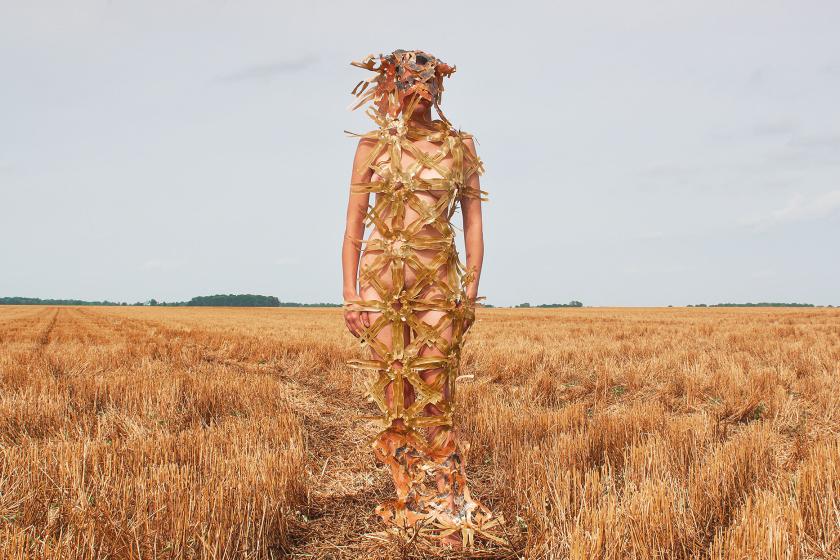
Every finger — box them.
[361,311,370,328]
[351,315,363,338]
[346,312,360,336]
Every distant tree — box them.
[516,302,531,308]
[533,301,584,308]
[187,294,281,307]
[0,296,122,306]
[693,302,816,308]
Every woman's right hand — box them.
[343,301,370,338]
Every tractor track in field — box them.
[36,308,59,347]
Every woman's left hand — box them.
[458,298,476,333]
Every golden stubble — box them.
[0,305,837,559]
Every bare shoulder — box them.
[351,137,379,180]
[355,136,378,154]
[456,130,478,155]
[352,137,378,164]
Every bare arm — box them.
[342,138,374,336]
[460,136,485,303]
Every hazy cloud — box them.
[141,259,179,271]
[751,269,776,279]
[747,67,768,88]
[213,55,318,84]
[789,133,840,149]
[636,231,666,240]
[709,120,797,142]
[766,134,840,166]
[741,190,840,231]
[823,61,840,77]
[750,121,796,137]
[638,162,706,178]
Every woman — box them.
[341,49,506,550]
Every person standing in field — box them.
[340,49,507,551]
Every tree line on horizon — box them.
[515,301,584,308]
[0,295,341,308]
[1,297,832,309]
[687,302,820,308]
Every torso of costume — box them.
[344,110,506,547]
[345,111,485,443]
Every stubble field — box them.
[0,305,837,559]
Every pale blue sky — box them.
[1,1,838,306]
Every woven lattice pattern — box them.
[344,99,507,548]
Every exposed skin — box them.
[341,94,484,548]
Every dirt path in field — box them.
[275,363,517,559]
[72,308,463,557]
[37,308,59,346]
[279,377,391,558]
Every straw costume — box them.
[343,49,506,549]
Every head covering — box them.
[350,49,456,124]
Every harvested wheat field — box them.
[0,305,837,559]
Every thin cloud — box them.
[705,122,840,167]
[141,259,180,271]
[752,269,776,279]
[747,67,768,88]
[636,230,666,240]
[822,61,840,77]
[741,190,840,231]
[213,55,318,84]
[709,120,797,142]
[789,133,840,149]
[750,121,796,137]
[766,133,840,166]
[636,161,711,180]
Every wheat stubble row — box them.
[0,306,837,559]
